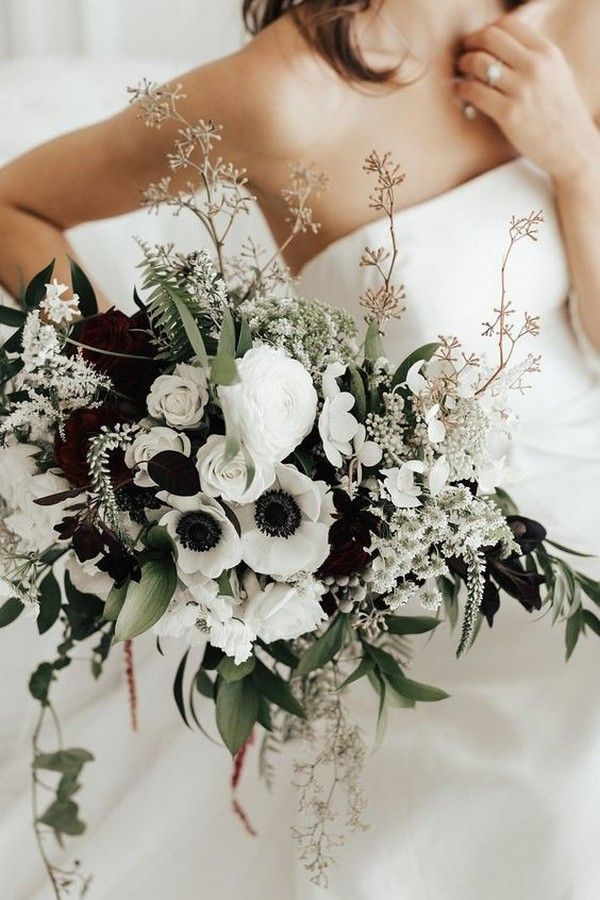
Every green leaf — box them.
[218,654,256,683]
[37,571,62,635]
[565,606,584,661]
[385,615,441,636]
[195,669,215,699]
[68,256,98,317]
[56,774,81,801]
[34,748,94,776]
[372,669,389,750]
[114,557,177,641]
[37,799,86,836]
[547,539,594,559]
[577,573,600,607]
[221,398,241,463]
[215,676,259,755]
[583,609,600,637]
[348,365,367,423]
[296,615,349,676]
[252,660,305,718]
[24,259,55,310]
[256,639,299,669]
[386,671,449,703]
[144,524,177,555]
[0,596,24,627]
[103,582,128,622]
[437,574,460,630]
[63,571,104,641]
[338,655,375,690]
[211,353,239,386]
[202,642,225,671]
[362,642,403,679]
[236,316,252,357]
[391,342,440,389]
[218,308,236,357]
[171,294,209,367]
[0,305,26,328]
[173,650,191,729]
[29,662,55,706]
[257,695,273,731]
[363,319,383,363]
[2,325,24,354]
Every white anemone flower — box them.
[318,362,360,467]
[160,493,242,580]
[352,423,382,479]
[237,463,332,578]
[425,403,446,443]
[381,461,425,508]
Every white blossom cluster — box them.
[1,310,111,444]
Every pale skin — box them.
[0,0,599,345]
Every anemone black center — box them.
[176,511,222,552]
[254,489,302,539]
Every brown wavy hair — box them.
[243,0,528,84]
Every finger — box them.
[495,16,550,52]
[455,78,510,124]
[462,23,532,69]
[456,51,518,95]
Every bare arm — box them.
[0,45,288,310]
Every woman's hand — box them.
[455,16,600,185]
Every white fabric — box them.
[1,92,600,898]
[0,0,242,61]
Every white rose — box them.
[0,442,39,509]
[5,470,72,552]
[196,434,275,504]
[125,426,192,488]
[243,573,327,644]
[147,363,209,429]
[218,346,317,463]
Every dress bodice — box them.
[299,158,598,430]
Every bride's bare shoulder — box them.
[549,0,600,111]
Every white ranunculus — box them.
[318,363,359,467]
[196,434,275,505]
[209,617,257,666]
[125,426,192,488]
[160,492,242,580]
[380,461,425,509]
[218,346,317,463]
[5,470,72,552]
[147,363,209,429]
[0,442,39,509]
[236,463,332,578]
[243,573,327,644]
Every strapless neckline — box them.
[300,156,524,278]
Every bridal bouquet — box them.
[0,81,598,893]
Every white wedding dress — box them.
[1,156,599,900]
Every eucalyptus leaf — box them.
[338,655,375,690]
[385,615,441,636]
[386,670,449,703]
[37,571,62,635]
[218,654,256,683]
[172,294,209,367]
[348,364,367,422]
[68,256,98,317]
[583,609,600,637]
[236,316,253,357]
[391,342,440,388]
[363,319,383,363]
[211,353,239,386]
[218,308,236,357]
[0,596,24,628]
[565,606,584,661]
[114,557,177,642]
[215,676,259,755]
[252,660,305,718]
[296,615,348,676]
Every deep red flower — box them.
[77,309,160,404]
[319,489,381,579]
[55,406,132,487]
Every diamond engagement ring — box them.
[486,59,504,88]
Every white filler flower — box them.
[318,362,360,467]
[147,363,209,429]
[40,279,80,326]
[218,346,317,463]
[196,434,275,505]
[237,463,332,578]
[125,426,192,488]
[380,461,426,509]
[160,493,242,580]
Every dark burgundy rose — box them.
[72,522,105,562]
[319,489,381,579]
[55,407,132,487]
[77,309,160,403]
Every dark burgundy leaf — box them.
[34,487,85,507]
[72,524,104,563]
[481,580,501,627]
[489,556,545,611]
[506,516,547,555]
[147,450,200,496]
